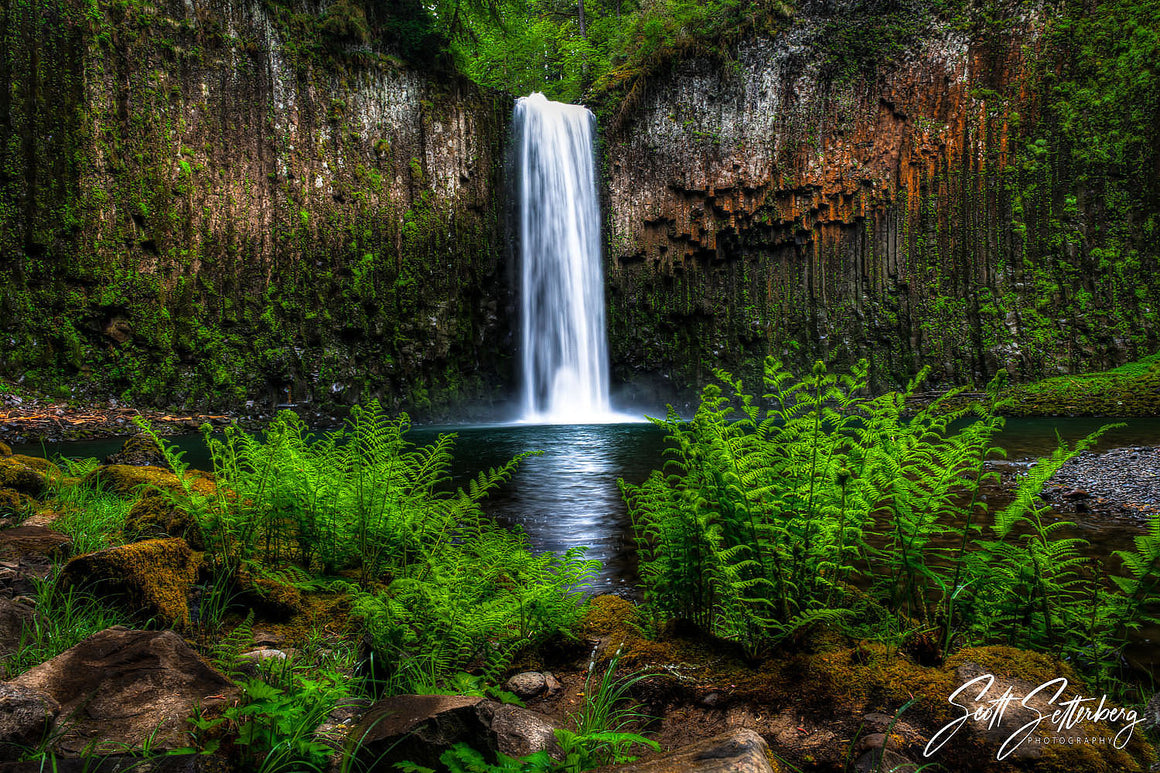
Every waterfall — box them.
[512,93,613,424]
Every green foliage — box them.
[624,359,1160,683]
[4,574,131,677]
[349,529,596,693]
[450,0,792,106]
[556,647,658,771]
[44,460,133,554]
[1006,352,1160,416]
[623,358,1003,654]
[142,402,596,695]
[184,669,354,772]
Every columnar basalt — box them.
[603,1,1160,405]
[1,0,511,416]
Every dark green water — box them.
[12,416,1160,594]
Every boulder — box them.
[0,557,51,598]
[590,729,775,773]
[103,437,171,469]
[0,526,71,562]
[8,628,236,756]
[0,597,33,658]
[505,671,548,700]
[59,538,197,626]
[83,465,214,499]
[853,749,919,773]
[349,695,489,771]
[234,568,303,620]
[0,490,32,521]
[0,443,10,457]
[125,493,203,550]
[0,684,59,761]
[0,458,47,499]
[477,701,563,760]
[348,695,565,769]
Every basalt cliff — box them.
[2,0,1157,414]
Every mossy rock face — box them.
[0,442,11,457]
[60,538,199,627]
[0,457,48,498]
[125,492,204,550]
[84,464,215,498]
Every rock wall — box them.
[603,0,1160,406]
[0,0,512,417]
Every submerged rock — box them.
[60,538,198,626]
[7,628,236,756]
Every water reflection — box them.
[412,422,667,594]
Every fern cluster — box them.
[623,357,1160,681]
[140,401,595,693]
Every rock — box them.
[940,661,1079,761]
[0,753,233,771]
[235,648,297,676]
[543,671,562,697]
[0,490,32,520]
[0,458,47,499]
[125,492,203,550]
[0,597,33,658]
[0,683,59,761]
[0,557,51,598]
[83,465,214,499]
[505,671,548,700]
[59,538,198,626]
[0,443,10,457]
[103,437,170,469]
[0,526,71,561]
[854,749,919,773]
[347,695,564,769]
[348,695,489,771]
[478,701,564,760]
[234,568,303,620]
[8,628,236,756]
[590,729,774,772]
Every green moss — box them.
[60,537,199,626]
[1005,353,1160,416]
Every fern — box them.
[211,609,255,679]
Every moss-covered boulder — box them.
[126,492,204,550]
[84,464,215,498]
[60,538,199,627]
[103,436,171,469]
[0,489,33,520]
[0,457,48,498]
[0,442,11,457]
[235,567,304,620]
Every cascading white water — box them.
[513,93,612,423]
